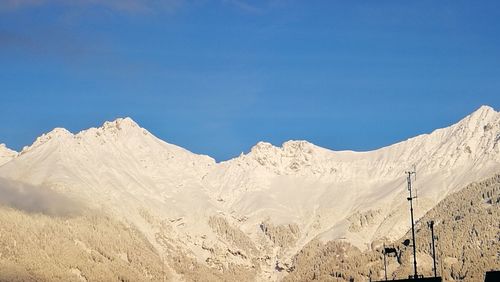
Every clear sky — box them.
[1,1,500,161]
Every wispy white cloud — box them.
[223,0,262,14]
[222,0,290,14]
[0,27,96,61]
[0,0,184,14]
[0,177,83,216]
[1,0,290,14]
[0,0,44,11]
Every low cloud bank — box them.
[0,178,83,216]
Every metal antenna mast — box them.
[405,170,418,279]
[428,220,438,277]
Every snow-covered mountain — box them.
[203,105,500,249]
[0,144,17,166]
[0,106,499,280]
[0,118,218,251]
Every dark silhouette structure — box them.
[372,172,499,282]
[374,172,443,282]
[374,278,442,282]
[484,271,500,281]
[427,221,438,277]
[383,243,388,281]
[406,170,418,278]
[381,244,400,281]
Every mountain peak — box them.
[282,140,315,151]
[250,141,275,153]
[458,105,499,129]
[0,143,11,150]
[0,143,17,165]
[0,143,17,155]
[20,128,73,154]
[102,117,140,131]
[475,105,495,114]
[243,140,323,172]
[250,140,316,154]
[469,105,497,119]
[75,117,146,141]
[35,127,72,143]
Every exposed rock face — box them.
[260,221,301,249]
[208,216,259,257]
[347,209,382,232]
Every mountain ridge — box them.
[0,105,499,281]
[0,143,17,166]
[2,105,497,165]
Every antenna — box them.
[413,164,418,206]
[412,164,417,181]
[428,220,438,277]
[405,169,418,279]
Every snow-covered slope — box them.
[0,118,218,256]
[0,144,17,166]
[0,106,499,280]
[203,106,500,250]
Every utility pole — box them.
[406,170,418,279]
[428,220,437,277]
[383,243,388,281]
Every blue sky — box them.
[1,0,500,161]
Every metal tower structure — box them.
[405,170,418,279]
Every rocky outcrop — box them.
[208,216,258,256]
[260,221,300,249]
[347,209,382,232]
